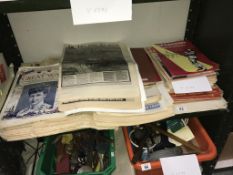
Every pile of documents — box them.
[145,41,227,114]
[0,41,227,141]
[0,42,172,141]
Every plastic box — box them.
[122,117,217,175]
[36,130,116,175]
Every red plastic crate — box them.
[122,117,217,175]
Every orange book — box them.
[170,86,223,103]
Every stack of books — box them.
[145,40,227,114]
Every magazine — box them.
[151,40,219,78]
[0,64,65,127]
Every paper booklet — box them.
[58,42,146,114]
[151,40,219,78]
[0,64,65,128]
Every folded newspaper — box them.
[58,42,146,115]
[0,64,116,140]
[0,64,64,127]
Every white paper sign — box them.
[70,0,132,25]
[172,76,212,94]
[160,154,202,175]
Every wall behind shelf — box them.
[7,0,190,63]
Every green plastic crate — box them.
[36,130,116,175]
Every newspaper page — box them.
[0,64,60,121]
[62,42,133,87]
[59,42,145,114]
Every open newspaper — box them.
[58,42,146,115]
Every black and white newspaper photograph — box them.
[1,65,59,120]
[62,43,131,87]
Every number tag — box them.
[176,105,187,113]
[141,162,151,171]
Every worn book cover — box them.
[130,48,161,84]
[151,40,219,78]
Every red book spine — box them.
[0,64,6,83]
[130,48,161,83]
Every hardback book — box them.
[58,42,146,115]
[0,53,8,83]
[0,64,14,111]
[130,47,165,106]
[130,48,162,85]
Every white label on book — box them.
[172,76,212,94]
[141,162,151,171]
[70,0,132,25]
[160,154,201,175]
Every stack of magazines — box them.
[145,40,227,114]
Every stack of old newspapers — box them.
[0,42,174,141]
[59,43,146,114]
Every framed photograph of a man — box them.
[15,81,58,118]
